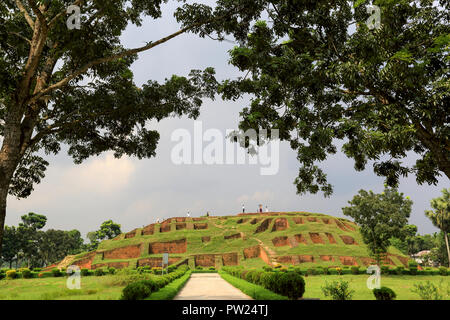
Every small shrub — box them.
[438,266,447,276]
[108,267,116,275]
[81,269,89,277]
[262,266,273,272]
[321,280,354,300]
[306,268,316,276]
[94,269,105,277]
[33,268,42,272]
[373,287,397,300]
[380,266,390,275]
[395,266,404,275]
[208,266,216,271]
[408,260,418,268]
[6,270,17,280]
[323,267,330,275]
[51,268,62,277]
[277,272,305,300]
[350,266,359,275]
[411,281,446,300]
[195,266,203,270]
[335,267,343,275]
[21,268,32,279]
[121,281,152,300]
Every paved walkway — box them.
[174,273,252,300]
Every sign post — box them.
[162,253,169,275]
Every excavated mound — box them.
[254,218,273,233]
[58,212,409,270]
[92,261,129,269]
[340,235,358,245]
[309,232,325,244]
[149,238,187,254]
[271,218,289,232]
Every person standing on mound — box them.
[265,206,269,213]
[242,204,245,213]
[259,204,263,213]
[187,211,190,217]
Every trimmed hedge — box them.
[373,287,396,300]
[222,267,305,300]
[121,265,190,300]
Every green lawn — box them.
[0,275,126,300]
[0,273,448,300]
[302,274,450,300]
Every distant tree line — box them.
[0,214,121,269]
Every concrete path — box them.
[174,273,252,300]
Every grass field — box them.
[302,274,450,300]
[0,273,448,300]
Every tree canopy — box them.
[219,0,449,196]
[342,187,412,263]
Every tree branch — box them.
[14,0,34,29]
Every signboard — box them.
[163,253,169,265]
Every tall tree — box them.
[425,188,450,267]
[1,225,20,268]
[96,219,121,240]
[342,187,412,264]
[0,0,267,252]
[18,212,46,267]
[219,0,449,196]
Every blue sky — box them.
[5,1,449,238]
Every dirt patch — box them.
[339,235,358,245]
[193,218,206,221]
[271,218,289,232]
[307,217,317,222]
[293,217,303,224]
[148,238,187,254]
[224,233,241,240]
[92,261,130,269]
[254,218,273,234]
[322,218,332,224]
[276,255,314,264]
[243,246,260,259]
[175,217,186,222]
[294,234,308,245]
[309,232,325,244]
[201,236,211,243]
[160,222,171,233]
[272,236,291,247]
[72,252,96,269]
[176,223,186,230]
[259,247,271,265]
[194,254,216,267]
[359,257,376,266]
[334,219,349,231]
[320,255,335,262]
[250,218,261,225]
[103,244,142,260]
[194,223,208,230]
[222,252,239,266]
[125,229,137,239]
[237,218,250,224]
[339,256,358,266]
[137,257,181,268]
[325,233,337,244]
[298,255,315,263]
[142,224,155,236]
[391,254,409,267]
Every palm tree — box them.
[425,189,450,267]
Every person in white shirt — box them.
[242,204,245,213]
[187,211,190,217]
[265,206,269,212]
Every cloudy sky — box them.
[5,2,449,237]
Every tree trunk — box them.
[444,231,450,268]
[0,184,8,256]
